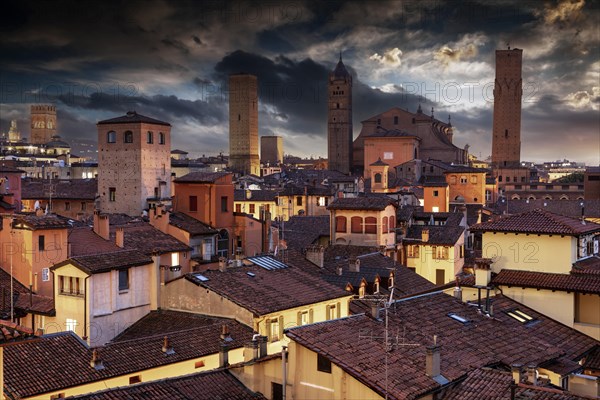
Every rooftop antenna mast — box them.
[355,288,419,399]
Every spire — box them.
[448,115,452,127]
[417,104,422,114]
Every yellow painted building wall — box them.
[234,199,277,220]
[46,263,88,338]
[287,341,384,400]
[28,348,245,400]
[405,238,464,285]
[500,286,574,327]
[481,232,574,273]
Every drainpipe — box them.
[83,275,90,341]
[282,345,288,400]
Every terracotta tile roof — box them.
[285,293,596,400]
[58,250,153,274]
[444,367,588,400]
[0,320,43,344]
[168,212,218,236]
[491,269,600,294]
[69,227,122,256]
[277,215,330,251]
[21,178,97,200]
[571,256,600,275]
[112,310,238,342]
[583,346,600,371]
[234,189,278,201]
[491,200,600,219]
[327,196,396,211]
[68,369,267,399]
[174,171,231,183]
[470,209,600,235]
[3,318,253,398]
[404,225,464,245]
[11,213,72,230]
[182,261,350,316]
[109,223,191,255]
[278,184,333,196]
[97,111,171,126]
[0,269,54,316]
[0,166,25,173]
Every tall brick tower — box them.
[229,74,260,176]
[97,111,171,216]
[492,48,523,169]
[30,105,57,144]
[328,54,353,175]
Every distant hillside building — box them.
[97,111,171,215]
[229,74,260,176]
[30,104,57,145]
[260,135,283,165]
[327,55,353,175]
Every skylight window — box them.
[448,313,469,324]
[193,273,209,282]
[506,309,536,324]
[247,272,256,277]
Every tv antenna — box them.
[355,288,420,399]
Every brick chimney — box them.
[218,257,227,272]
[149,204,169,234]
[349,257,360,273]
[305,245,325,268]
[115,227,124,248]
[425,335,441,378]
[162,336,174,355]
[421,229,429,243]
[90,349,104,370]
[93,211,110,241]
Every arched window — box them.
[511,195,521,200]
[147,131,153,144]
[107,131,116,143]
[335,216,347,233]
[351,216,363,233]
[382,216,388,233]
[159,132,165,145]
[365,217,377,234]
[124,131,133,143]
[374,173,382,183]
[389,217,395,233]
[393,116,398,125]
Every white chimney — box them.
[425,335,441,378]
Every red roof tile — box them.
[55,250,153,274]
[182,260,350,316]
[3,317,253,398]
[328,196,396,211]
[67,369,267,399]
[21,178,97,200]
[470,209,600,235]
[174,171,231,183]
[491,269,600,294]
[285,293,597,400]
[444,367,589,400]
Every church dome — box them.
[46,135,70,148]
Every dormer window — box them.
[388,272,394,288]
[358,282,366,298]
[374,173,382,183]
[374,277,380,293]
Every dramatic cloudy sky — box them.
[1,0,598,164]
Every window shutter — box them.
[309,308,314,324]
[336,302,341,318]
[297,311,302,326]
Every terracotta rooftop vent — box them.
[162,336,175,355]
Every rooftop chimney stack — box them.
[93,211,110,241]
[526,364,538,385]
[474,258,493,287]
[220,324,231,341]
[349,257,360,273]
[336,265,343,276]
[219,342,229,368]
[425,335,441,378]
[219,257,227,272]
[258,335,268,358]
[305,245,325,268]
[511,363,523,384]
[115,227,124,248]
[422,229,429,243]
[453,278,463,301]
[90,349,105,370]
[162,336,175,355]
